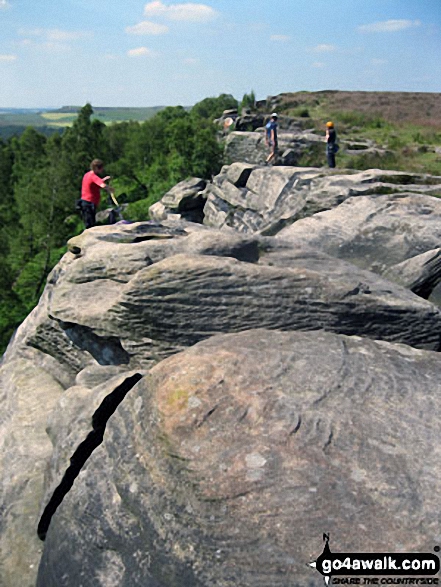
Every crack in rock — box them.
[37,373,143,541]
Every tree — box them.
[191,94,238,120]
[60,103,106,191]
[240,90,256,111]
[191,122,223,178]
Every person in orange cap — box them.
[325,121,338,168]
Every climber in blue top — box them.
[265,113,278,165]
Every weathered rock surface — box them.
[277,192,441,300]
[37,371,144,543]
[37,329,441,586]
[202,165,441,235]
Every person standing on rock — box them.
[265,113,278,165]
[80,159,116,228]
[325,121,338,168]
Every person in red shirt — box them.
[80,159,115,228]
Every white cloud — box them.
[0,0,10,9]
[358,19,421,33]
[143,1,218,22]
[125,20,169,35]
[312,61,325,68]
[0,54,17,61]
[270,34,290,42]
[312,44,336,52]
[371,58,387,65]
[127,46,157,57]
[183,57,198,64]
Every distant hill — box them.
[261,91,441,128]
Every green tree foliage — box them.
[191,94,238,119]
[0,139,24,351]
[0,139,15,227]
[240,90,256,111]
[60,103,107,194]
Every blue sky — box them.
[0,0,440,107]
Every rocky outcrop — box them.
[224,130,324,166]
[2,161,441,586]
[202,164,441,236]
[223,125,387,166]
[0,356,63,587]
[37,329,441,587]
[35,224,441,357]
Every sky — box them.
[0,0,440,108]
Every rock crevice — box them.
[37,372,143,542]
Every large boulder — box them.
[149,177,207,223]
[202,165,441,235]
[37,328,441,586]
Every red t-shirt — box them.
[81,171,106,206]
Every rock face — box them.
[384,248,441,300]
[37,329,441,587]
[2,161,441,586]
[202,164,441,236]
